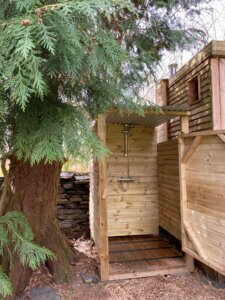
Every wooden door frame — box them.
[96,114,195,280]
[97,114,109,280]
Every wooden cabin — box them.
[90,41,225,281]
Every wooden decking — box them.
[108,235,187,280]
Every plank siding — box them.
[168,59,213,138]
[182,134,225,275]
[158,139,181,240]
[106,124,159,237]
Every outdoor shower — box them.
[118,123,135,191]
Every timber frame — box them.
[179,129,225,276]
[94,109,191,281]
[91,41,225,282]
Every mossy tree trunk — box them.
[1,157,74,299]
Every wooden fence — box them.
[179,130,225,275]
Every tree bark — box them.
[1,157,74,299]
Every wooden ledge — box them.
[107,107,190,117]
[179,129,225,138]
[108,265,187,281]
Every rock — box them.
[57,172,90,235]
[59,220,77,228]
[66,203,78,209]
[29,286,60,300]
[57,199,69,204]
[74,175,90,181]
[60,171,74,179]
[80,273,99,284]
[58,208,83,215]
[70,197,81,202]
[63,183,74,189]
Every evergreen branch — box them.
[0,211,54,297]
[0,266,12,297]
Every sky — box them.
[142,0,225,102]
[161,0,225,76]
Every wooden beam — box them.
[211,57,221,130]
[219,59,225,128]
[183,222,208,261]
[107,108,190,117]
[218,133,225,143]
[182,136,202,164]
[184,247,225,277]
[156,79,169,142]
[178,137,188,250]
[97,113,109,281]
[108,265,187,281]
[180,116,189,134]
[185,254,194,273]
[180,129,225,138]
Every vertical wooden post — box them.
[178,137,188,250]
[156,79,169,142]
[185,253,194,272]
[211,58,221,130]
[180,115,189,134]
[179,116,194,272]
[219,59,225,129]
[97,113,109,281]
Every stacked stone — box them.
[0,174,90,237]
[57,171,90,236]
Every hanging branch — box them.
[0,150,14,216]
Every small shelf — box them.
[118,176,135,182]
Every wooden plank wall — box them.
[158,139,181,240]
[106,124,158,237]
[183,134,225,274]
[168,58,213,138]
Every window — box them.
[188,75,201,105]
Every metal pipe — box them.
[123,123,129,157]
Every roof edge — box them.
[169,41,225,86]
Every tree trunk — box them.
[2,157,74,299]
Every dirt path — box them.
[24,237,225,300]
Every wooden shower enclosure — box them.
[89,41,225,282]
[90,107,196,281]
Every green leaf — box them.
[0,266,12,297]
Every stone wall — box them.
[57,172,90,236]
[0,173,90,237]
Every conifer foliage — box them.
[0,0,206,297]
[0,212,53,297]
[0,0,205,164]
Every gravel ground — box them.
[23,237,225,300]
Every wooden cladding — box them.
[106,124,159,237]
[156,41,225,139]
[179,132,225,276]
[157,139,181,240]
[167,58,212,138]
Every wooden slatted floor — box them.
[108,235,187,280]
